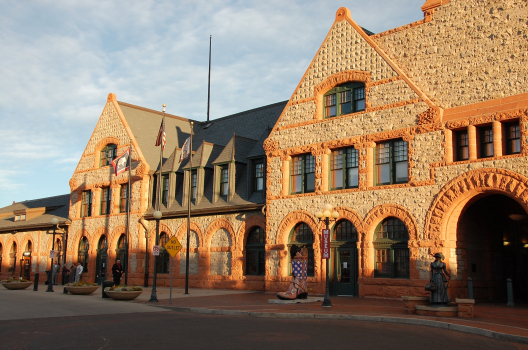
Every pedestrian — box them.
[68,264,76,283]
[62,265,70,285]
[52,262,60,285]
[111,259,124,286]
[75,262,83,283]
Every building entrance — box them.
[329,220,359,296]
[458,194,528,302]
[95,236,108,285]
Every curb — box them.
[155,305,528,344]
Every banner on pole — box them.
[321,229,330,259]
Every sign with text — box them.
[49,250,56,259]
[164,236,182,258]
[321,229,330,259]
[153,245,160,256]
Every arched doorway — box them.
[458,194,528,302]
[116,234,126,264]
[9,242,17,274]
[78,237,89,275]
[22,241,32,279]
[245,226,266,276]
[330,220,358,296]
[95,235,108,285]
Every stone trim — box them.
[236,214,266,251]
[369,75,403,87]
[364,203,419,242]
[71,228,91,256]
[109,226,126,252]
[371,20,426,40]
[274,210,320,246]
[175,221,204,248]
[204,218,236,248]
[147,222,174,245]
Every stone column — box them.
[281,156,291,196]
[468,125,477,160]
[493,121,502,157]
[444,129,453,163]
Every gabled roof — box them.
[0,194,70,233]
[246,127,272,159]
[212,134,258,164]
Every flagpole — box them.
[125,148,131,286]
[185,122,193,294]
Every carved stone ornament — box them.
[263,139,279,153]
[417,107,441,125]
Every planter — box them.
[65,285,99,295]
[105,290,143,300]
[1,282,33,290]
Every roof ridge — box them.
[117,101,193,122]
[197,101,288,124]
[18,194,70,204]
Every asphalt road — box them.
[0,311,524,350]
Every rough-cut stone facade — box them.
[265,1,528,299]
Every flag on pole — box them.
[179,136,191,162]
[112,148,130,176]
[155,119,166,150]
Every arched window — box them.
[98,236,108,250]
[333,220,358,242]
[9,242,17,271]
[324,82,365,118]
[289,223,314,277]
[78,237,89,272]
[25,241,32,252]
[100,144,117,167]
[116,234,126,263]
[374,217,409,278]
[245,226,266,276]
[0,243,3,273]
[157,232,170,274]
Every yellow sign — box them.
[164,236,182,258]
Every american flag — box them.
[155,119,166,150]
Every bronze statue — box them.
[277,245,308,300]
[427,252,451,304]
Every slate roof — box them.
[0,194,70,233]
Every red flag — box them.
[111,148,130,176]
[155,119,166,150]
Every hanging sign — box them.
[49,250,56,259]
[164,236,182,258]
[321,229,330,259]
[153,245,160,256]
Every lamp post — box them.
[149,210,162,302]
[46,218,59,292]
[315,204,340,308]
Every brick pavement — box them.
[136,290,528,343]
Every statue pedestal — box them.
[401,296,429,314]
[455,298,475,318]
[415,305,458,317]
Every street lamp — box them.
[46,218,60,292]
[315,203,339,308]
[149,210,162,302]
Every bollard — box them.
[33,273,39,291]
[102,280,114,298]
[507,278,515,307]
[467,277,474,300]
[45,270,54,292]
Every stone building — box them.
[264,0,528,301]
[0,195,70,281]
[66,92,285,287]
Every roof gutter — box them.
[143,204,264,220]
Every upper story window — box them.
[220,165,229,196]
[374,217,409,279]
[505,122,521,155]
[100,187,111,215]
[253,161,264,192]
[375,140,408,186]
[81,190,92,217]
[162,174,169,205]
[191,171,197,200]
[291,154,315,194]
[455,130,469,161]
[479,126,493,158]
[331,148,359,190]
[324,82,365,118]
[14,214,26,221]
[119,184,128,213]
[100,144,117,167]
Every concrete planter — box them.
[1,282,32,290]
[105,290,142,300]
[65,285,99,295]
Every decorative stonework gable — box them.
[364,204,419,242]
[424,168,528,241]
[417,107,442,125]
[263,139,279,154]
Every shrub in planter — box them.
[1,277,32,290]
[104,285,143,300]
[64,280,99,295]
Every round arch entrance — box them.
[458,194,528,301]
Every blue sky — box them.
[0,0,425,208]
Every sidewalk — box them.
[136,288,528,344]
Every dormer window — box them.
[253,161,264,192]
[191,171,197,200]
[14,214,26,222]
[100,144,117,167]
[324,82,365,118]
[220,165,229,196]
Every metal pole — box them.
[206,35,212,122]
[322,217,332,307]
[507,278,515,307]
[46,230,56,292]
[169,257,173,304]
[185,122,193,294]
[125,148,131,286]
[467,277,474,300]
[149,218,160,303]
